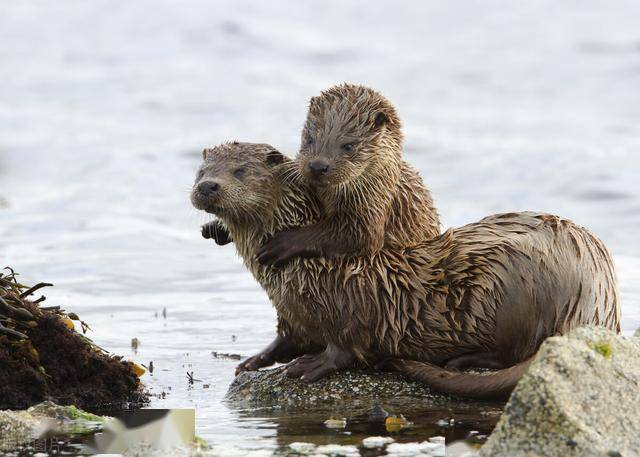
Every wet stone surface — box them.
[226,368,453,407]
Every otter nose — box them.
[308,159,329,178]
[197,181,220,196]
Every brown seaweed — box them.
[0,268,148,410]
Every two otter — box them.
[193,85,619,397]
[192,85,620,399]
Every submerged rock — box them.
[480,326,640,457]
[226,368,453,407]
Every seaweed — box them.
[0,268,148,410]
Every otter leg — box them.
[256,219,359,267]
[445,352,505,370]
[283,344,355,382]
[235,335,301,375]
[201,220,232,245]
[255,226,323,267]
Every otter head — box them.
[298,84,403,187]
[190,142,286,224]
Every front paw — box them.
[256,233,296,267]
[256,232,318,267]
[201,221,232,245]
[283,353,336,382]
[235,352,274,375]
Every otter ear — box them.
[265,149,285,166]
[373,112,390,129]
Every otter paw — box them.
[256,233,297,267]
[256,231,318,267]
[283,353,336,382]
[236,353,274,376]
[202,221,232,245]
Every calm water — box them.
[1,1,639,454]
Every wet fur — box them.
[192,142,620,398]
[257,84,440,265]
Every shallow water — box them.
[1,1,639,455]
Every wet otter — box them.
[193,142,620,399]
[193,142,325,372]
[256,84,440,267]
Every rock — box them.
[225,368,453,407]
[634,327,640,338]
[385,440,445,456]
[0,409,39,452]
[315,444,360,456]
[480,326,640,457]
[0,269,147,410]
[362,436,394,448]
[289,442,316,454]
[0,402,105,452]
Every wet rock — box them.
[0,409,39,451]
[367,405,389,422]
[386,440,445,456]
[480,327,640,457]
[362,436,394,448]
[0,402,106,452]
[225,368,452,407]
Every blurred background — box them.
[1,0,639,451]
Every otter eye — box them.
[342,142,355,151]
[306,137,315,147]
[196,169,205,180]
[233,167,246,179]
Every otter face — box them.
[190,142,285,222]
[297,84,401,187]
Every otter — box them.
[193,142,325,373]
[256,84,440,267]
[193,142,620,400]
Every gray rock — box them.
[480,326,640,457]
[0,402,106,452]
[0,409,39,452]
[226,368,453,407]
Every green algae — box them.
[589,340,613,359]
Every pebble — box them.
[385,440,446,456]
[289,442,316,454]
[362,436,394,448]
[314,444,360,456]
[324,417,347,429]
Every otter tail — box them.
[390,357,534,401]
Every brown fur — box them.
[256,84,440,266]
[192,143,620,398]
[390,358,535,401]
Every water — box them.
[1,1,639,454]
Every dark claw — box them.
[235,352,272,375]
[201,221,232,245]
